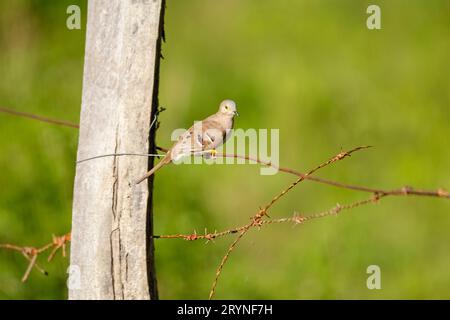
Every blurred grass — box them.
[0,0,449,299]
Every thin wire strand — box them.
[155,196,379,241]
[0,106,79,128]
[208,146,370,299]
[76,113,163,164]
[76,153,164,164]
[1,107,449,292]
[159,147,450,199]
[1,107,447,199]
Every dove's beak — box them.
[234,111,239,116]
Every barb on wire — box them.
[155,146,449,200]
[154,196,381,242]
[1,106,446,199]
[151,145,449,299]
[207,146,370,299]
[2,106,449,297]
[206,195,383,298]
[0,233,71,282]
[216,152,449,199]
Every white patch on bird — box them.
[169,126,280,175]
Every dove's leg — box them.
[203,148,217,160]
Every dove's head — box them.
[218,99,239,117]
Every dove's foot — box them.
[204,149,217,159]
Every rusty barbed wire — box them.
[1,106,447,199]
[154,195,383,242]
[151,146,449,299]
[207,195,382,299]
[1,106,449,297]
[207,146,372,299]
[0,233,71,282]
[156,146,450,200]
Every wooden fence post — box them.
[69,0,164,299]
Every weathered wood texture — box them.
[70,0,164,299]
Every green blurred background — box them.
[0,0,449,299]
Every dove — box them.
[135,99,239,184]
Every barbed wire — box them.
[1,106,449,298]
[0,233,71,282]
[152,146,449,298]
[208,145,371,299]
[154,189,384,241]
[1,106,446,199]
[156,146,449,199]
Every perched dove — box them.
[135,99,239,184]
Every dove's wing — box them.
[170,117,231,160]
[170,128,200,161]
[199,119,228,149]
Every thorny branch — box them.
[0,233,71,282]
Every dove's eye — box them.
[224,105,229,110]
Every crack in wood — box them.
[111,129,122,299]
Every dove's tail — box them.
[135,152,172,184]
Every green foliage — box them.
[0,0,449,299]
